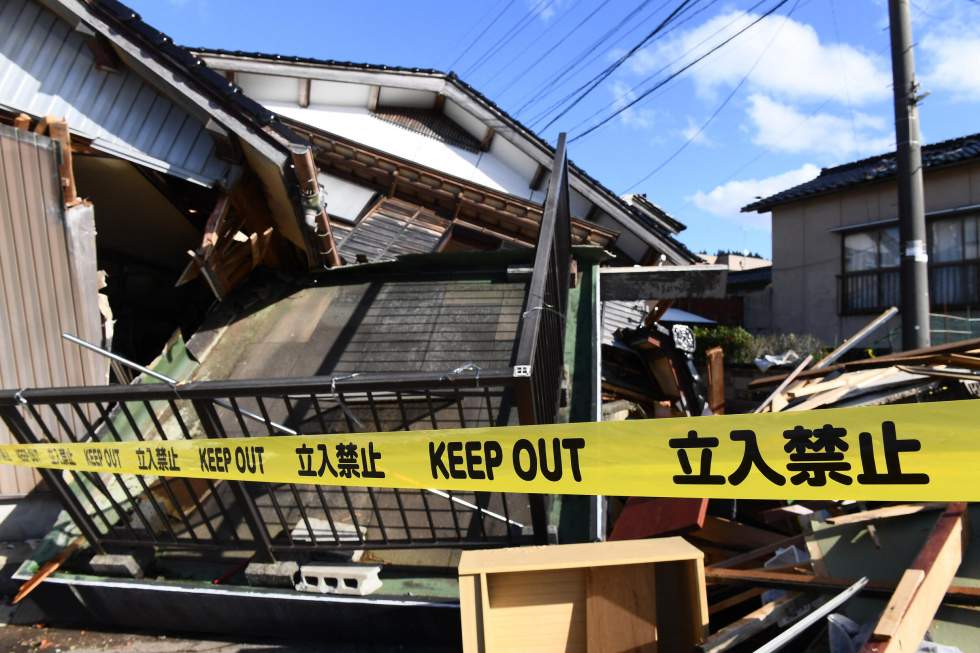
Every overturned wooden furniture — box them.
[458,538,708,653]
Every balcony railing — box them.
[841,261,980,315]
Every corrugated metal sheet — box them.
[0,124,107,496]
[601,300,648,345]
[0,0,231,186]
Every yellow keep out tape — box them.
[1,399,978,501]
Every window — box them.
[840,215,980,314]
[841,227,900,313]
[929,215,980,307]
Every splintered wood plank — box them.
[824,503,946,526]
[692,516,784,551]
[700,593,811,653]
[861,503,968,653]
[873,569,925,639]
[586,564,658,653]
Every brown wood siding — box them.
[0,125,107,496]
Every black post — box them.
[888,0,930,349]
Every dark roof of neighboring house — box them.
[743,132,980,213]
[190,47,700,264]
[727,266,771,291]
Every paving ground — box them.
[0,624,446,652]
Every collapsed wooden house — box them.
[0,0,722,646]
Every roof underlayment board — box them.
[0,0,234,186]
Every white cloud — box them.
[746,94,893,160]
[631,11,891,105]
[922,34,980,102]
[610,81,655,129]
[680,116,714,146]
[532,0,566,21]
[688,164,821,229]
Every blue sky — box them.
[131,0,980,258]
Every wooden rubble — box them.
[586,307,978,651]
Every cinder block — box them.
[245,560,299,588]
[295,564,382,596]
[89,552,151,579]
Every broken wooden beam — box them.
[705,565,980,606]
[599,265,728,301]
[699,592,813,653]
[860,503,969,652]
[822,502,947,526]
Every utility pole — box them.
[888,0,930,349]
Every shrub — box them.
[692,325,754,364]
[692,326,826,365]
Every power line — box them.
[462,0,558,78]
[622,0,802,192]
[447,0,519,72]
[560,0,769,135]
[525,0,720,129]
[537,0,700,133]
[480,0,586,89]
[569,0,791,143]
[489,0,612,95]
[512,0,663,116]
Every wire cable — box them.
[525,0,720,128]
[560,0,769,135]
[488,0,608,94]
[569,0,791,143]
[537,0,699,133]
[447,0,519,72]
[512,0,663,116]
[462,0,558,78]
[622,0,802,192]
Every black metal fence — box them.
[0,136,573,562]
[513,134,571,427]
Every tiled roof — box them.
[87,1,305,147]
[743,132,980,212]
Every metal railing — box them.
[0,136,574,562]
[513,133,571,427]
[840,261,980,315]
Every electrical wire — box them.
[525,0,720,128]
[480,0,585,88]
[488,0,610,94]
[560,0,769,135]
[537,0,699,133]
[447,0,519,72]
[512,0,663,116]
[462,0,558,77]
[569,0,791,143]
[622,0,802,192]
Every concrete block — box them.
[295,564,382,596]
[245,560,299,589]
[89,552,151,579]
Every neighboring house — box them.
[670,253,773,331]
[743,132,980,345]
